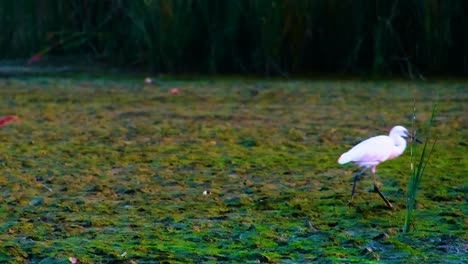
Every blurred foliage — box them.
[0,0,466,76]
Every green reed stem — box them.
[403,99,438,233]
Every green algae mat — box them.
[0,78,466,263]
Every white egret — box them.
[338,125,422,208]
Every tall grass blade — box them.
[403,99,438,233]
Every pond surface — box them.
[0,77,466,263]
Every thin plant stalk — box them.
[403,100,438,233]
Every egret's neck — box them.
[392,136,407,157]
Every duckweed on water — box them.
[0,77,466,263]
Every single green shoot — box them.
[403,99,438,233]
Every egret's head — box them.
[390,125,422,143]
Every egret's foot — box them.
[347,199,355,208]
[383,201,394,209]
[373,185,394,209]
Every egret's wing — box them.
[339,136,393,164]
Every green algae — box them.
[0,77,466,263]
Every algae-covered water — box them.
[0,77,466,263]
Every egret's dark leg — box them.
[348,167,367,206]
[371,168,393,208]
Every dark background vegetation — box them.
[0,0,467,76]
